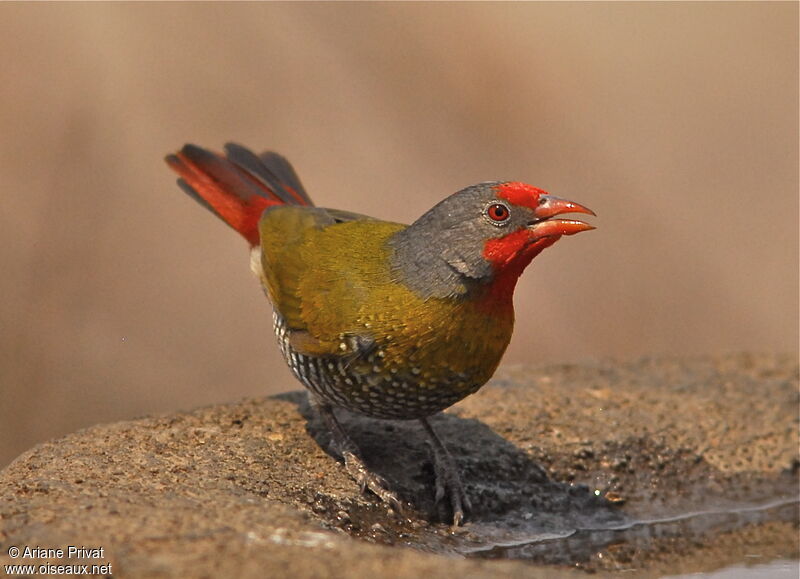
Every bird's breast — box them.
[263,220,517,418]
[274,289,515,419]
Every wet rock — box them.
[0,354,797,577]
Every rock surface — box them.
[0,354,797,577]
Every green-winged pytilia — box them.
[166,143,595,525]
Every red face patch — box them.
[478,231,560,313]
[483,182,557,273]
[494,182,550,210]
[483,229,530,268]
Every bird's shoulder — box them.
[257,206,407,358]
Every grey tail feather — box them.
[223,143,313,206]
[258,151,313,206]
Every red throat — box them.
[477,231,560,313]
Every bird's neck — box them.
[473,235,559,314]
[388,226,491,300]
[469,258,529,316]
[387,229,525,318]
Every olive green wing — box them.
[257,205,404,358]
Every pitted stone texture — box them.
[0,354,796,577]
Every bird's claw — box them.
[427,441,471,526]
[342,451,404,514]
[314,401,405,515]
[433,475,446,504]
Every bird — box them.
[165,143,595,525]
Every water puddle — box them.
[312,399,800,576]
[337,494,798,575]
[664,559,799,579]
[460,497,798,567]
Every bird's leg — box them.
[419,417,472,526]
[311,396,403,513]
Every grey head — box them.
[388,181,540,299]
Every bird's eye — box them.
[485,202,511,224]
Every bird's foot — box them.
[312,397,404,515]
[429,444,471,526]
[342,450,404,514]
[420,417,472,526]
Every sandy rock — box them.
[0,354,797,577]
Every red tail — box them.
[165,143,313,246]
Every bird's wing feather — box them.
[258,208,405,358]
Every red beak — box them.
[528,195,595,238]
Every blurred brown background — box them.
[1,3,797,468]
